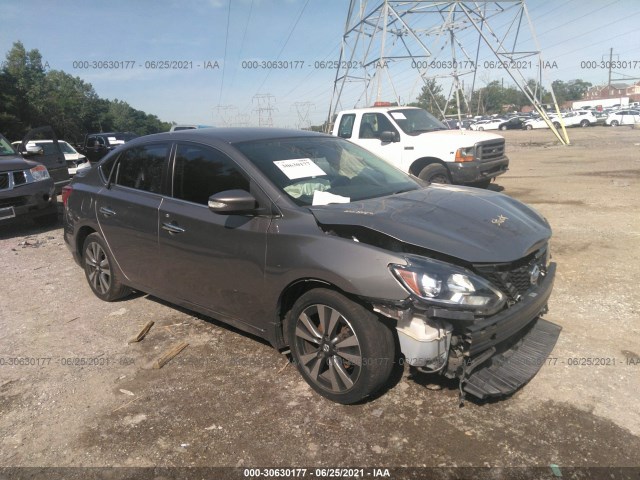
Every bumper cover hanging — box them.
[462,317,562,400]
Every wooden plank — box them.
[153,341,189,369]
[128,320,154,344]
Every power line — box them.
[218,0,233,105]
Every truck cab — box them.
[333,106,509,187]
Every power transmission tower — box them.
[292,102,315,130]
[215,105,238,127]
[253,94,277,127]
[234,113,251,127]
[328,0,569,144]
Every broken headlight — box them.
[390,258,506,315]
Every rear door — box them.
[21,126,70,193]
[95,141,170,288]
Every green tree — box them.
[412,78,447,117]
[0,41,48,138]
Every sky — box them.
[1,0,639,128]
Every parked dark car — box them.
[498,117,526,130]
[76,132,138,164]
[1,133,58,225]
[63,128,560,404]
[14,126,71,194]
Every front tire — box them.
[580,120,590,128]
[526,124,533,130]
[83,233,131,301]
[499,125,507,131]
[287,289,395,404]
[418,163,450,184]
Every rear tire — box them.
[610,120,619,127]
[287,289,395,404]
[82,233,131,301]
[418,164,450,184]
[526,124,533,130]
[580,120,590,128]
[499,125,507,131]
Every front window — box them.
[389,108,447,135]
[172,143,250,205]
[359,113,398,139]
[234,136,420,207]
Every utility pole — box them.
[253,94,277,127]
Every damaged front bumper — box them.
[375,262,561,402]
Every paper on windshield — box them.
[312,191,350,206]
[274,158,326,180]
[390,112,407,120]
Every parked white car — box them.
[523,116,556,130]
[469,118,506,131]
[13,140,91,176]
[562,110,597,127]
[605,109,640,126]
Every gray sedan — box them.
[63,128,560,404]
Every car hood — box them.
[0,155,40,172]
[416,129,503,144]
[308,185,551,263]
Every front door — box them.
[356,112,404,165]
[157,142,271,328]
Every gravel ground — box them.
[1,126,639,474]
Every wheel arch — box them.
[408,157,448,178]
[273,278,376,350]
[75,225,97,260]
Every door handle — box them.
[162,222,186,234]
[98,206,116,217]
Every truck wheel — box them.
[287,289,395,404]
[418,164,450,184]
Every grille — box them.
[475,248,548,303]
[0,196,28,208]
[13,171,27,186]
[477,140,505,162]
[0,170,28,190]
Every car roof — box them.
[130,127,330,145]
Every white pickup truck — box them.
[332,106,509,187]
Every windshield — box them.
[234,136,421,207]
[389,108,447,135]
[58,141,77,154]
[0,135,17,156]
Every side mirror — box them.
[208,190,257,214]
[380,131,399,143]
[23,145,44,156]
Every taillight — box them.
[62,185,73,206]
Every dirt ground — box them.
[1,126,639,475]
